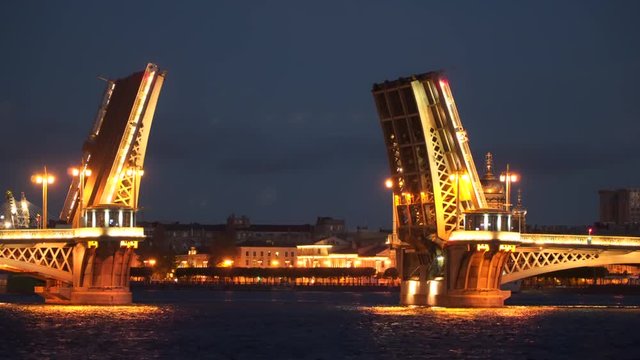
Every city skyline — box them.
[1,1,639,228]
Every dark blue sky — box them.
[1,1,639,228]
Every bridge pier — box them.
[398,243,511,307]
[36,240,137,305]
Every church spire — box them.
[484,152,495,180]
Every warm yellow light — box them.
[499,244,516,252]
[271,260,279,267]
[126,168,144,177]
[385,179,393,189]
[323,260,332,267]
[47,175,55,184]
[33,175,43,184]
[500,174,519,183]
[71,168,92,177]
[148,259,157,266]
[354,260,362,267]
[221,259,234,267]
[476,243,490,252]
[120,240,138,249]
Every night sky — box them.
[1,1,639,229]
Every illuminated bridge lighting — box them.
[448,230,640,248]
[0,227,145,241]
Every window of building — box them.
[246,251,249,256]
[245,260,249,266]
[268,251,271,257]
[253,251,256,257]
[261,251,264,256]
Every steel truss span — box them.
[0,245,73,282]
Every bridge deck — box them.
[449,230,640,249]
[0,227,145,243]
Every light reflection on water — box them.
[0,303,163,317]
[362,305,556,318]
[1,291,640,359]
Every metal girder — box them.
[0,244,73,282]
[501,248,640,283]
[373,72,487,245]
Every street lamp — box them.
[31,167,54,229]
[449,171,469,229]
[70,167,92,227]
[385,178,398,244]
[500,164,519,212]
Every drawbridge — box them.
[372,72,640,307]
[0,63,166,304]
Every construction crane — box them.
[4,191,31,228]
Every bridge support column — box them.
[37,241,136,305]
[398,248,446,306]
[69,242,135,305]
[436,243,511,307]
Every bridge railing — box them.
[519,233,640,248]
[0,227,145,241]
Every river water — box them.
[1,289,640,359]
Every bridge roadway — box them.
[448,230,640,284]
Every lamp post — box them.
[32,167,54,229]
[71,167,92,227]
[500,164,519,212]
[385,178,397,243]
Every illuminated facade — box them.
[295,237,395,274]
[176,247,210,268]
[235,243,298,268]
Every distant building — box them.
[599,189,640,225]
[314,217,346,238]
[296,236,395,274]
[235,240,297,268]
[175,247,210,268]
[227,214,313,244]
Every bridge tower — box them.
[372,72,513,307]
[29,63,167,304]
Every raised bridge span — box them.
[372,71,640,307]
[0,63,165,304]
